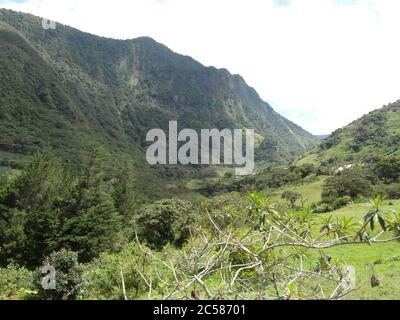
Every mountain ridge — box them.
[0,8,319,168]
[297,100,400,168]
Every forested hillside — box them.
[299,101,400,167]
[0,9,318,169]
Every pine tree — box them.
[113,161,136,225]
[60,148,122,262]
[0,151,70,267]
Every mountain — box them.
[0,9,319,169]
[298,100,400,167]
[316,134,330,140]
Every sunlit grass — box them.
[319,201,400,299]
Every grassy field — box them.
[325,240,400,300]
[320,201,400,300]
[267,174,400,300]
[268,175,326,205]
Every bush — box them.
[316,203,334,214]
[316,165,330,176]
[34,249,83,300]
[82,243,151,300]
[0,264,34,300]
[332,196,352,210]
[375,183,400,199]
[374,156,400,183]
[281,191,302,209]
[322,167,372,203]
[295,164,316,178]
[198,194,247,230]
[135,199,195,250]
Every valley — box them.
[0,9,399,301]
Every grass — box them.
[325,200,400,220]
[269,174,400,300]
[325,241,400,300]
[295,152,319,166]
[267,175,326,205]
[319,201,400,299]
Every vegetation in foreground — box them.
[1,150,400,300]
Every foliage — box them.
[0,151,71,267]
[135,199,195,250]
[374,156,400,184]
[281,191,302,209]
[321,167,373,206]
[81,243,152,300]
[0,264,34,300]
[295,163,316,178]
[117,193,399,300]
[198,165,313,196]
[375,183,400,200]
[0,150,126,267]
[113,162,136,225]
[34,249,83,300]
[59,149,123,262]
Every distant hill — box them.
[298,100,400,167]
[0,9,318,165]
[316,134,330,140]
[0,8,324,204]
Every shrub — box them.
[82,243,152,300]
[281,191,302,209]
[375,183,400,199]
[316,203,333,214]
[197,194,247,231]
[316,165,330,176]
[374,156,400,183]
[295,164,316,178]
[34,249,83,300]
[322,167,372,203]
[0,264,34,300]
[332,196,352,210]
[135,199,195,250]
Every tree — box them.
[296,163,316,178]
[322,167,372,204]
[0,151,71,267]
[375,156,400,183]
[0,208,27,266]
[59,149,122,262]
[135,199,195,249]
[113,161,136,225]
[281,191,302,209]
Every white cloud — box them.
[1,0,400,134]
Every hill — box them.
[0,9,319,170]
[298,100,400,167]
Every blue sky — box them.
[1,0,400,134]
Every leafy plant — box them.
[135,199,195,249]
[34,249,83,300]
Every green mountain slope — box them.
[0,9,319,167]
[298,100,400,167]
